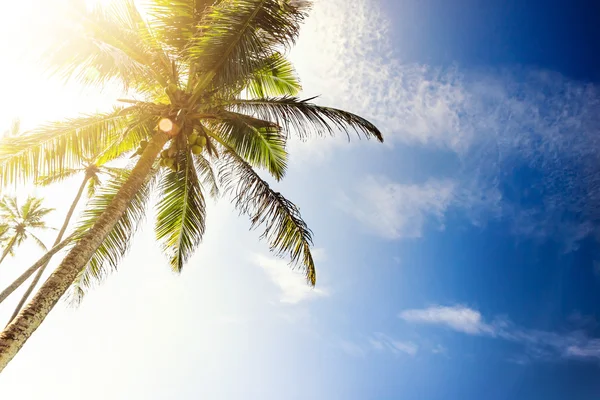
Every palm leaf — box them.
[207,112,288,180]
[35,168,84,187]
[228,96,384,141]
[0,109,134,187]
[216,142,315,285]
[155,150,206,272]
[245,52,301,97]
[193,152,220,198]
[48,0,171,91]
[148,0,220,53]
[188,0,310,96]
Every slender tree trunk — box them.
[0,236,18,267]
[0,132,168,372]
[6,174,90,325]
[0,234,76,304]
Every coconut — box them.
[188,133,198,145]
[167,84,178,94]
[191,145,203,155]
[196,136,207,147]
[161,150,169,159]
[164,158,175,167]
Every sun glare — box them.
[159,118,174,133]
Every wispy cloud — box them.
[297,0,600,249]
[401,304,600,362]
[400,305,494,335]
[340,177,455,239]
[341,333,418,358]
[253,253,328,304]
[339,340,367,358]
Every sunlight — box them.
[158,118,174,133]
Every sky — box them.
[1,0,600,398]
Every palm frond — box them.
[0,197,20,220]
[68,167,156,305]
[245,52,301,97]
[86,173,102,199]
[155,151,206,272]
[48,0,170,91]
[228,96,384,141]
[20,197,53,223]
[217,143,315,285]
[148,0,220,53]
[188,0,310,96]
[28,233,48,251]
[35,168,84,187]
[208,112,288,180]
[193,153,220,198]
[0,108,134,187]
[94,112,160,165]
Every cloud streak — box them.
[400,305,600,362]
[253,253,328,304]
[340,177,455,239]
[341,333,418,358]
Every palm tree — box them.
[0,196,53,266]
[0,0,382,370]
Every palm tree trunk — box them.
[0,236,18,267]
[6,174,90,325]
[0,234,76,304]
[0,132,168,372]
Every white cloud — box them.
[342,333,418,358]
[340,340,366,358]
[253,254,328,304]
[401,304,600,362]
[399,305,493,335]
[340,176,455,239]
[370,333,418,356]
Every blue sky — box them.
[1,0,600,398]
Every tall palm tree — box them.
[0,196,53,266]
[0,0,382,370]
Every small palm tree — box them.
[0,0,383,369]
[0,196,53,266]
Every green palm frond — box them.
[156,151,206,272]
[217,144,315,285]
[94,113,159,165]
[148,0,219,53]
[48,0,170,90]
[0,198,20,220]
[28,234,48,251]
[245,52,301,97]
[228,96,384,141]
[69,168,156,304]
[193,152,220,198]
[0,109,134,186]
[35,168,84,187]
[188,0,310,96]
[208,112,288,180]
[86,173,102,199]
[21,197,54,223]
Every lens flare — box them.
[158,118,174,133]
